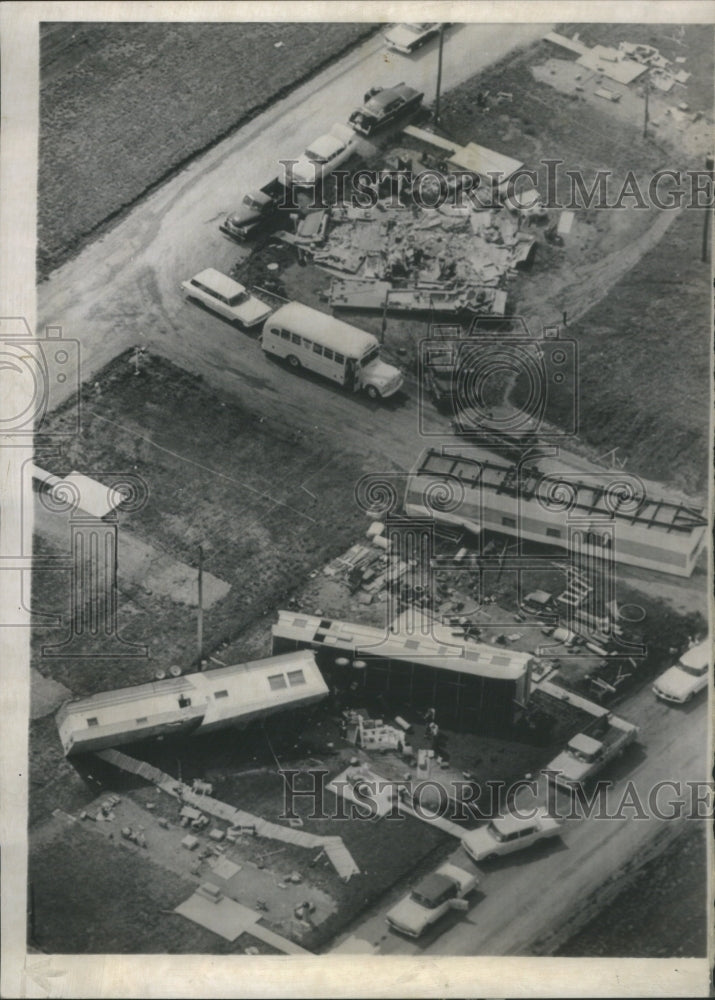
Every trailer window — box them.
[136,717,148,724]
[546,527,561,538]
[87,717,99,727]
[214,690,229,699]
[268,674,287,690]
[280,330,290,340]
[502,516,516,528]
[178,696,192,708]
[287,669,306,686]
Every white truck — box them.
[545,712,639,791]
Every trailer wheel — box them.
[365,384,380,400]
[287,355,301,369]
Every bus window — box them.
[291,333,301,345]
[313,343,323,355]
[361,347,379,367]
[334,352,344,365]
[324,348,334,361]
[302,338,312,349]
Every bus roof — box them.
[268,301,377,357]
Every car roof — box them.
[492,812,535,834]
[192,268,246,298]
[365,84,416,111]
[679,639,709,668]
[569,733,603,754]
[413,872,453,902]
[306,133,345,159]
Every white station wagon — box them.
[652,638,710,704]
[461,808,562,862]
[289,123,356,187]
[181,268,273,329]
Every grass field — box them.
[38,22,375,276]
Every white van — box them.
[652,638,710,703]
[261,302,403,399]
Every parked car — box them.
[384,22,443,54]
[180,268,273,329]
[289,123,357,187]
[385,863,478,938]
[461,808,562,863]
[348,82,424,136]
[652,638,710,704]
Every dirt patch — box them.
[39,22,377,277]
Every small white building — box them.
[56,650,328,756]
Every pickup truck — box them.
[545,712,639,791]
[220,177,288,242]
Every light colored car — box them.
[181,268,273,329]
[652,638,710,704]
[289,123,357,187]
[385,862,478,938]
[384,22,442,54]
[461,808,562,863]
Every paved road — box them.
[332,687,708,956]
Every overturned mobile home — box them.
[272,610,534,734]
[56,650,328,756]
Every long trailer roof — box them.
[274,610,531,680]
[413,449,707,536]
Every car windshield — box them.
[305,148,328,163]
[242,195,262,210]
[361,347,379,368]
[679,662,707,677]
[569,746,596,763]
[228,291,248,306]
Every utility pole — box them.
[434,23,445,125]
[197,545,203,668]
[701,154,714,263]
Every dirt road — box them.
[332,687,708,956]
